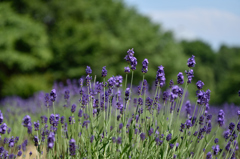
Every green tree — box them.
[214,45,240,104]
[0,3,52,97]
[3,0,187,88]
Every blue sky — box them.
[124,0,240,50]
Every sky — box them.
[124,0,240,50]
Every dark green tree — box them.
[0,3,52,97]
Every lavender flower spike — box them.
[187,55,196,68]
[142,59,149,73]
[177,72,184,85]
[102,66,107,77]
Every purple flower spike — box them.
[124,66,130,73]
[22,115,32,127]
[166,134,172,141]
[155,65,166,87]
[140,133,146,141]
[238,90,240,96]
[50,89,57,102]
[64,89,70,100]
[0,111,3,125]
[115,76,123,88]
[206,152,212,159]
[90,135,95,143]
[47,132,55,150]
[69,139,76,156]
[124,48,135,62]
[130,57,137,71]
[34,121,40,131]
[212,145,220,155]
[108,76,116,87]
[177,72,184,85]
[142,59,149,73]
[102,66,107,77]
[185,69,194,84]
[169,79,174,88]
[185,101,191,115]
[196,80,204,90]
[86,66,92,75]
[71,104,77,113]
[217,110,224,127]
[117,137,122,144]
[187,55,196,68]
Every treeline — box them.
[0,0,239,105]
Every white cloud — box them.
[146,8,240,49]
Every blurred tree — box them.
[2,0,187,88]
[0,3,52,97]
[214,45,240,105]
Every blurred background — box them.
[0,0,239,105]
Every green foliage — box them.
[0,2,52,97]
[214,45,240,104]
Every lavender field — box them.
[0,49,240,159]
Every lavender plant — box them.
[0,49,239,159]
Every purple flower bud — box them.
[185,119,192,129]
[108,76,116,87]
[142,59,149,73]
[115,76,123,88]
[237,122,240,132]
[177,72,184,85]
[79,78,83,87]
[187,55,196,68]
[214,138,219,144]
[217,110,224,127]
[155,65,165,87]
[34,121,40,131]
[69,139,76,156]
[17,151,22,157]
[8,137,14,148]
[162,91,169,102]
[196,80,204,90]
[148,128,154,136]
[102,66,107,77]
[166,134,172,141]
[185,69,194,84]
[50,89,57,102]
[60,116,65,124]
[71,104,77,113]
[0,111,3,125]
[22,115,31,127]
[124,48,135,62]
[78,109,83,118]
[140,133,146,141]
[185,101,191,115]
[212,145,220,155]
[138,97,143,106]
[88,135,94,143]
[47,132,55,150]
[169,79,174,88]
[64,89,70,100]
[130,57,137,71]
[117,137,122,144]
[124,66,130,73]
[206,152,212,159]
[119,123,123,130]
[228,122,235,131]
[41,116,48,124]
[33,136,39,146]
[86,66,92,75]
